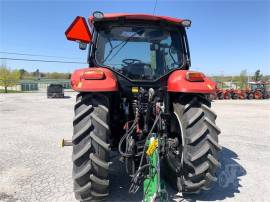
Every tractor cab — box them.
[93,20,190,81]
[65,13,192,82]
[249,81,268,92]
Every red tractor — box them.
[65,12,221,201]
[224,82,246,100]
[213,82,231,100]
[248,81,269,99]
[222,89,232,99]
[229,89,247,100]
[241,88,254,99]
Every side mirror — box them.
[65,16,92,50]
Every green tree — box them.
[19,69,27,79]
[253,69,263,81]
[46,72,70,79]
[0,66,20,93]
[236,69,248,89]
[33,69,40,78]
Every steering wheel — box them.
[122,59,142,66]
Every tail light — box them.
[186,71,205,82]
[82,69,105,80]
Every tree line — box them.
[18,68,71,80]
[0,66,71,93]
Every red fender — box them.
[167,70,216,93]
[70,67,118,92]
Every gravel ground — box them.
[0,92,269,202]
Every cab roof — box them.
[89,13,183,24]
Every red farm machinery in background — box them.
[211,81,269,100]
[248,81,270,99]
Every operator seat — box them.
[123,63,152,80]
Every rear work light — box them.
[186,71,205,82]
[93,11,104,21]
[181,19,192,27]
[82,69,105,80]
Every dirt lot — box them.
[0,92,269,202]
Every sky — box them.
[0,0,270,76]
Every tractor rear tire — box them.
[232,94,238,99]
[240,93,247,100]
[263,94,269,99]
[248,93,254,99]
[72,93,111,201]
[165,95,221,194]
[254,91,263,99]
[217,93,224,100]
[224,93,231,99]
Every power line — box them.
[0,57,87,64]
[0,51,81,60]
[153,0,158,15]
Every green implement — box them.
[143,134,167,202]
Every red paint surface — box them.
[89,13,183,24]
[167,70,216,93]
[71,68,118,92]
[65,16,92,43]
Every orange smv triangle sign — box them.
[65,16,92,43]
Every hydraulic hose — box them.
[129,112,161,194]
[138,112,161,168]
[118,119,137,157]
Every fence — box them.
[0,79,71,92]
